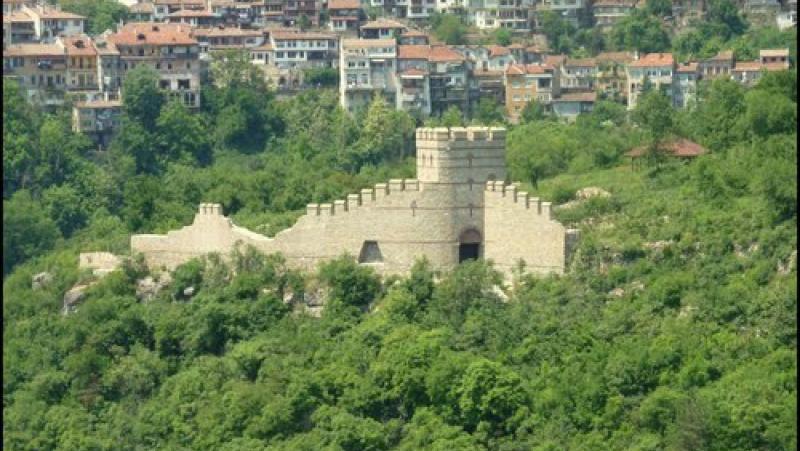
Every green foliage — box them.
[493,28,512,46]
[432,14,468,45]
[59,0,128,34]
[539,10,577,54]
[122,65,165,132]
[3,190,61,275]
[610,10,671,53]
[304,67,339,87]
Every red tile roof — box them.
[505,63,554,75]
[565,57,596,67]
[543,54,567,67]
[328,0,359,8]
[629,52,674,67]
[61,35,98,56]
[488,45,510,57]
[596,51,634,64]
[676,61,698,72]
[627,139,707,157]
[429,45,464,62]
[129,2,154,13]
[398,44,430,60]
[271,30,336,40]
[3,43,65,56]
[555,91,597,102]
[360,18,406,29]
[108,23,197,46]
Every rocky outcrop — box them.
[32,272,53,290]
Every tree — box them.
[122,65,165,131]
[60,0,128,34]
[440,105,464,127]
[304,67,339,87]
[539,11,576,54]
[645,0,672,17]
[632,89,675,158]
[3,190,61,274]
[434,15,467,45]
[347,94,415,170]
[610,10,671,53]
[493,28,512,46]
[473,98,505,125]
[318,255,382,310]
[519,100,551,123]
[156,100,212,166]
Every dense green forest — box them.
[3,52,797,450]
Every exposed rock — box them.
[778,250,797,275]
[678,305,697,318]
[491,284,509,302]
[608,287,626,298]
[575,187,611,200]
[183,286,196,298]
[630,280,645,291]
[305,306,324,318]
[79,252,122,273]
[32,272,53,290]
[304,287,328,307]
[644,240,673,251]
[63,284,91,315]
[136,276,169,303]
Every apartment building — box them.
[339,38,398,112]
[262,0,284,24]
[20,5,86,42]
[595,51,633,102]
[94,36,122,95]
[152,0,205,21]
[552,91,595,120]
[395,0,437,20]
[560,57,597,91]
[399,29,429,45]
[592,0,634,28]
[699,50,734,79]
[128,2,155,22]
[674,61,698,108]
[72,99,122,147]
[504,63,557,122]
[193,26,265,58]
[166,9,224,27]
[283,0,321,26]
[759,48,790,68]
[3,11,36,45]
[108,23,201,107]
[360,18,407,39]
[270,30,337,68]
[60,35,98,94]
[467,0,531,31]
[328,0,362,32]
[397,44,432,114]
[625,52,674,109]
[533,0,587,28]
[731,49,791,85]
[2,43,68,105]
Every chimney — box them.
[633,50,639,60]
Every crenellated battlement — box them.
[415,126,507,143]
[304,179,421,217]
[485,180,553,221]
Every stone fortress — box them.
[130,127,576,277]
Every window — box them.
[358,241,383,263]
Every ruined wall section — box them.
[483,181,567,275]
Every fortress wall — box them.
[483,181,567,275]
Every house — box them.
[166,9,224,27]
[266,30,338,89]
[759,48,790,68]
[2,43,68,105]
[21,5,86,42]
[192,26,265,58]
[534,0,586,28]
[397,45,431,114]
[699,50,734,79]
[427,45,469,115]
[128,2,155,22]
[595,51,633,102]
[627,138,707,164]
[339,38,398,112]
[626,52,675,109]
[3,0,34,14]
[249,43,273,65]
[560,57,597,91]
[360,18,406,39]
[776,0,796,29]
[152,0,205,21]
[107,23,201,108]
[327,0,361,33]
[72,99,122,147]
[466,0,531,32]
[592,0,634,28]
[523,45,545,64]
[283,0,321,27]
[59,35,98,95]
[93,36,121,96]
[3,11,36,45]
[504,63,558,122]
[399,29,429,45]
[674,61,699,108]
[552,91,595,120]
[731,58,789,85]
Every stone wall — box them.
[129,127,574,278]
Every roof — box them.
[107,22,197,46]
[93,39,119,55]
[400,67,428,77]
[508,43,524,50]
[128,2,154,13]
[429,45,464,62]
[732,60,763,71]
[3,43,64,56]
[505,63,554,75]
[543,54,567,67]
[400,29,428,37]
[168,9,218,17]
[153,0,204,4]
[760,48,790,57]
[61,35,97,56]
[488,45,510,57]
[565,57,596,67]
[709,50,734,61]
[330,15,359,20]
[342,38,396,48]
[525,45,544,53]
[630,52,674,67]
[398,44,430,60]
[24,5,85,19]
[3,11,34,23]
[75,100,122,108]
[593,0,634,6]
[250,43,273,51]
[360,18,406,29]
[627,139,707,158]
[676,61,699,72]
[271,30,336,40]
[193,26,263,37]
[595,51,634,64]
[555,91,597,102]
[328,0,359,8]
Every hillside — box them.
[3,72,797,449]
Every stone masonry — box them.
[129,127,573,277]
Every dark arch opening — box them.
[458,228,482,263]
[358,241,383,263]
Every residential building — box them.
[262,0,284,24]
[283,0,321,27]
[266,30,338,89]
[3,11,36,45]
[59,35,98,94]
[360,18,406,39]
[776,0,796,29]
[2,43,68,105]
[626,52,675,109]
[94,36,122,95]
[560,57,597,91]
[699,50,734,79]
[128,2,155,22]
[397,45,431,114]
[731,58,789,85]
[3,0,33,14]
[328,0,362,33]
[592,0,633,28]
[427,45,469,115]
[193,26,265,58]
[745,0,781,15]
[72,99,122,147]
[21,5,86,42]
[523,45,545,63]
[152,0,205,21]
[595,51,633,102]
[339,38,398,112]
[398,29,429,45]
[674,61,698,108]
[552,91,595,120]
[167,9,224,27]
[504,63,558,122]
[627,138,707,165]
[467,0,531,32]
[759,48,790,68]
[534,0,587,28]
[249,42,273,65]
[108,23,201,107]
[395,0,437,20]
